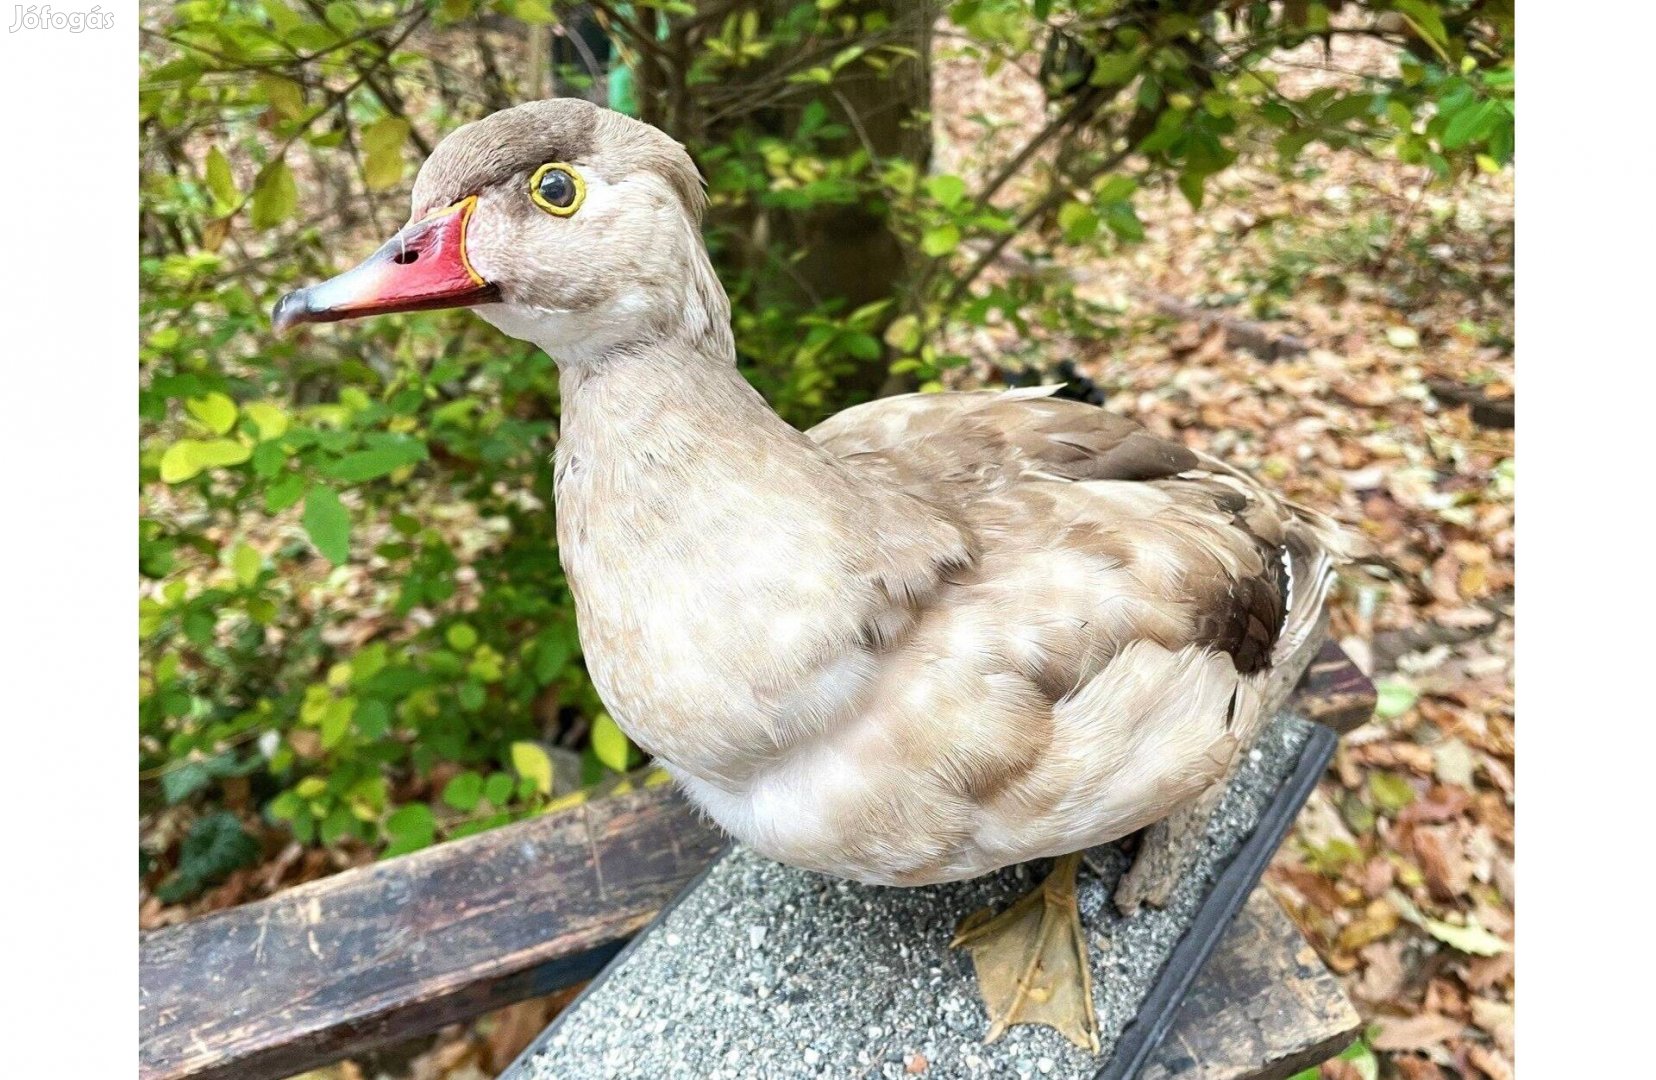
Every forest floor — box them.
[184,33,1513,1080]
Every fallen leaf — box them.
[1386,325,1420,349]
[1370,1012,1465,1053]
[1469,996,1514,1057]
[1354,940,1408,1003]
[1390,1056,1447,1080]
[484,999,551,1072]
[1391,890,1510,956]
[1466,1044,1514,1080]
[1459,951,1514,992]
[1412,824,1472,900]
[1431,738,1476,788]
[1337,898,1400,953]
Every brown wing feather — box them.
[809,386,1335,679]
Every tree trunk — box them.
[647,1,935,406]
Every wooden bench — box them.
[140,643,1373,1080]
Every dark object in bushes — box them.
[154,811,260,904]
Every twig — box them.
[940,140,1134,313]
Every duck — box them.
[274,98,1355,1053]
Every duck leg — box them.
[951,852,1100,1053]
[1113,780,1228,914]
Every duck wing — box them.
[808,384,1352,679]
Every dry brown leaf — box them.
[1466,1044,1515,1080]
[484,999,553,1073]
[1354,939,1408,1004]
[1390,1055,1448,1080]
[1371,1012,1466,1053]
[1423,976,1468,1021]
[1336,898,1400,953]
[1412,823,1473,900]
[1469,996,1514,1057]
[1459,951,1515,993]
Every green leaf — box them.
[883,314,922,353]
[355,698,390,740]
[1177,170,1207,210]
[442,772,484,812]
[1374,679,1418,719]
[302,485,351,564]
[362,117,411,191]
[156,811,259,903]
[320,438,427,483]
[258,74,306,121]
[511,741,555,796]
[232,543,261,587]
[533,628,574,683]
[445,623,478,652]
[1095,175,1138,203]
[921,224,960,257]
[251,160,297,230]
[484,772,515,807]
[383,803,436,857]
[243,402,290,441]
[265,472,305,513]
[186,392,238,436]
[204,146,238,211]
[1441,99,1497,151]
[591,713,632,774]
[926,173,966,208]
[1368,771,1416,814]
[1394,0,1450,55]
[842,332,881,361]
[319,696,356,749]
[1057,200,1099,243]
[1391,890,1510,956]
[160,753,243,806]
[1103,202,1145,242]
[159,438,252,483]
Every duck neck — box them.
[553,335,821,484]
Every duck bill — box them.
[272,196,499,335]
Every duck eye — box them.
[530,163,584,216]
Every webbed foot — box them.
[951,852,1100,1053]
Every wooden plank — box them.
[140,645,1372,1080]
[1295,640,1378,734]
[139,788,725,1080]
[1143,889,1361,1080]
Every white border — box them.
[1523,0,1656,1071]
[0,1,136,1072]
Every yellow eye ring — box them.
[529,162,586,216]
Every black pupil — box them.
[538,169,575,208]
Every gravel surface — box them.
[512,715,1314,1080]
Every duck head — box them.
[273,99,725,362]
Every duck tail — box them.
[1272,504,1363,671]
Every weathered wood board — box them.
[139,788,724,1080]
[140,642,1371,1080]
[1140,890,1360,1080]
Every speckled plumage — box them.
[385,100,1357,887]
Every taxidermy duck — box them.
[275,99,1353,1052]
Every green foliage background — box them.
[139,0,1512,902]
